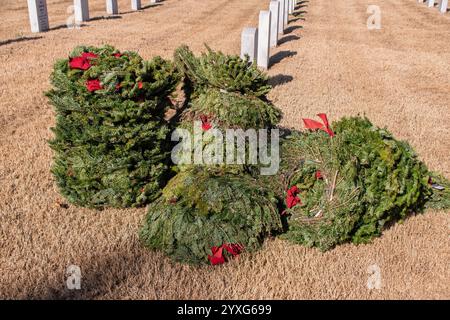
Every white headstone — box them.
[269,1,280,47]
[241,27,258,62]
[439,0,448,12]
[106,0,118,14]
[74,0,89,22]
[27,0,49,33]
[427,0,435,7]
[284,0,289,26]
[257,11,271,70]
[132,0,141,10]
[151,0,159,3]
[277,0,285,34]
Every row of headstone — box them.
[74,0,89,22]
[241,0,297,70]
[418,0,448,13]
[27,0,49,33]
[27,0,162,33]
[107,0,119,15]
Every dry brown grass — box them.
[0,0,449,299]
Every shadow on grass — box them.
[290,16,306,23]
[50,23,87,31]
[89,15,122,22]
[293,10,308,16]
[278,34,301,45]
[270,50,297,67]
[120,3,163,15]
[0,36,43,47]
[21,248,148,299]
[269,74,294,87]
[284,25,303,34]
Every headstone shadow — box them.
[50,23,87,31]
[290,17,306,23]
[284,25,303,34]
[293,10,308,16]
[0,36,43,47]
[269,74,294,87]
[270,50,297,67]
[17,248,149,299]
[278,34,301,45]
[89,15,122,22]
[120,3,162,15]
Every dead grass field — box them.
[0,0,449,299]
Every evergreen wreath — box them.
[46,45,180,208]
[274,116,435,250]
[174,45,282,130]
[140,167,282,265]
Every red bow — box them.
[315,170,323,179]
[200,114,212,131]
[302,113,334,137]
[286,185,302,209]
[208,246,225,265]
[86,79,102,92]
[223,243,243,257]
[208,243,243,265]
[69,52,98,70]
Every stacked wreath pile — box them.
[48,45,449,265]
[140,46,283,264]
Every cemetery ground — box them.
[0,0,449,299]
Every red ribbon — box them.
[200,114,212,131]
[85,79,102,92]
[208,246,225,265]
[286,185,302,209]
[315,170,323,179]
[208,243,243,265]
[223,243,243,257]
[69,52,98,70]
[302,113,334,137]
